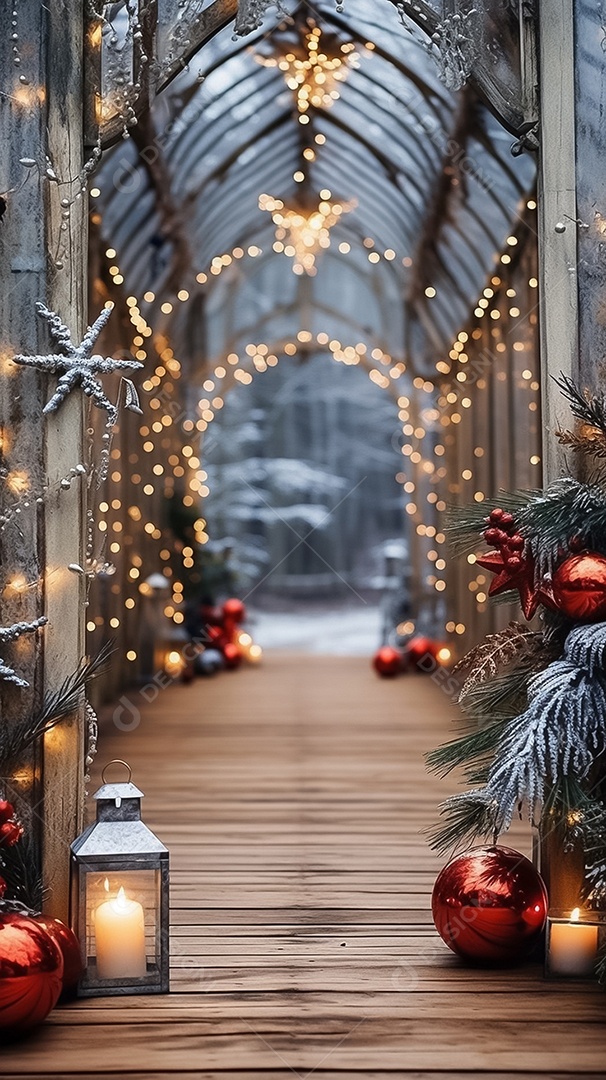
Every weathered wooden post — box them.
[0,1,87,919]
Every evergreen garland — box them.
[429,375,606,980]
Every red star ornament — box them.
[475,550,555,620]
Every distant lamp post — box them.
[70,760,169,997]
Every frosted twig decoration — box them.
[0,617,48,687]
[13,303,143,428]
[430,10,478,91]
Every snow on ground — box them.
[246,604,382,655]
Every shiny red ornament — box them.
[404,636,443,672]
[222,641,242,670]
[33,917,82,993]
[432,845,547,964]
[372,646,402,677]
[0,801,15,825]
[222,598,246,624]
[552,552,606,621]
[0,913,63,1031]
[0,820,24,847]
[206,624,226,646]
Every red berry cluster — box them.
[0,799,24,848]
[483,508,526,570]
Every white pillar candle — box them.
[95,885,147,979]
[548,908,598,976]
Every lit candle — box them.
[548,908,598,977]
[95,884,147,979]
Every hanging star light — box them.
[13,303,143,427]
[259,191,355,275]
[256,24,358,121]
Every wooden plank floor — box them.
[3,653,606,1077]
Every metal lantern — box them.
[70,760,169,997]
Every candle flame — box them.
[104,877,110,893]
[571,907,581,922]
[114,886,129,911]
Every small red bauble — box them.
[206,625,226,646]
[0,801,15,825]
[222,598,246,624]
[222,642,242,670]
[432,845,547,964]
[0,820,23,847]
[404,636,438,671]
[372,646,402,677]
[0,913,63,1031]
[33,917,82,993]
[552,552,606,621]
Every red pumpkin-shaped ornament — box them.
[372,646,402,677]
[432,845,547,964]
[34,917,83,993]
[0,912,63,1031]
[552,552,606,621]
[222,598,246,624]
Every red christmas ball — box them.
[404,636,440,672]
[432,846,547,964]
[222,642,242,670]
[552,552,606,620]
[207,625,226,646]
[0,820,23,847]
[222,598,246,624]
[201,604,223,627]
[0,913,63,1031]
[33,917,82,993]
[372,646,402,677]
[0,801,15,825]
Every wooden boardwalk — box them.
[3,653,606,1077]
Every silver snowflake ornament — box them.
[0,616,48,687]
[13,303,143,426]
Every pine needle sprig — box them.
[0,641,114,773]
[552,373,606,435]
[427,790,500,855]
[0,832,43,911]
[426,721,506,778]
[555,427,606,459]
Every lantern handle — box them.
[101,759,133,784]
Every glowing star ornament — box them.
[13,303,143,427]
[259,192,354,275]
[256,25,358,118]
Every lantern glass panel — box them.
[84,869,160,982]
